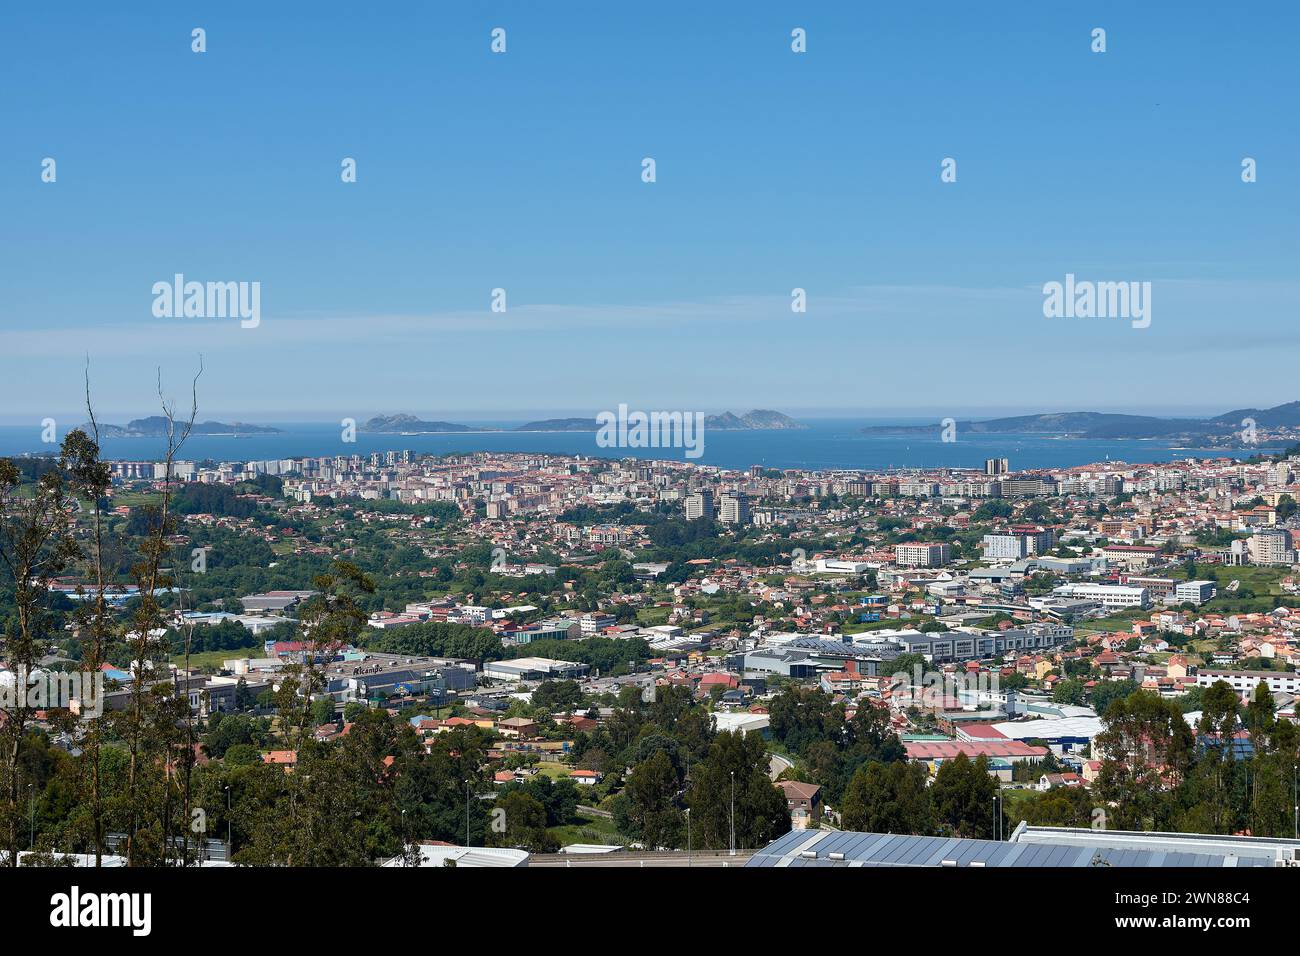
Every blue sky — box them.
[1,1,1297,423]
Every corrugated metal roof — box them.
[905,740,1048,759]
[746,829,1278,868]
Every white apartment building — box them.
[1196,669,1300,697]
[898,481,939,498]
[719,491,751,525]
[982,533,1029,561]
[1248,528,1294,566]
[895,542,951,568]
[580,613,617,635]
[454,605,491,625]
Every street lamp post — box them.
[225,785,232,857]
[729,771,735,857]
[465,779,471,847]
[686,807,691,867]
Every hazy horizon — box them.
[0,401,1283,428]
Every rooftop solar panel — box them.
[746,827,1278,867]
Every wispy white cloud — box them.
[11,275,1291,359]
[0,284,1035,357]
[3,278,1297,417]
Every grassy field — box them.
[549,811,628,848]
[169,647,259,671]
[1171,563,1284,590]
[107,489,158,508]
[1171,564,1297,613]
[636,606,673,627]
[1000,787,1040,823]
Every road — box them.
[767,751,793,781]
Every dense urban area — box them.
[5,429,1300,868]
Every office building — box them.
[684,490,714,521]
[1174,580,1216,605]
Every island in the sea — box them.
[514,418,598,432]
[514,410,805,432]
[705,409,806,430]
[361,414,479,434]
[861,402,1300,443]
[87,417,282,438]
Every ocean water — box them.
[0,420,1273,472]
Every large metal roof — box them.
[746,827,1278,868]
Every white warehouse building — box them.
[1051,583,1149,610]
